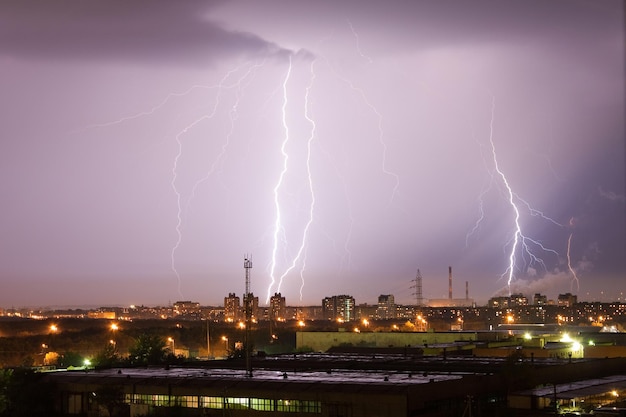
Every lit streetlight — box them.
[221,336,229,355]
[110,323,119,347]
[167,337,175,354]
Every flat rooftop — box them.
[46,366,463,387]
[514,375,626,400]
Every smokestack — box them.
[466,281,469,300]
[448,266,452,300]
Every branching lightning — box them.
[80,25,402,305]
[169,62,266,299]
[338,73,400,205]
[476,97,564,294]
[268,55,294,303]
[187,61,265,211]
[267,56,318,302]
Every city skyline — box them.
[0,0,624,308]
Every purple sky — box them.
[0,0,624,308]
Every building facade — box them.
[269,292,286,321]
[376,294,396,319]
[224,293,240,322]
[322,295,355,322]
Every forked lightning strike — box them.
[272,59,318,301]
[475,97,564,294]
[268,55,294,303]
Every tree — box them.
[0,368,57,416]
[128,334,167,365]
[93,343,119,368]
[58,351,84,368]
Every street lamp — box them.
[49,324,58,333]
[110,323,119,347]
[221,336,229,355]
[167,337,175,354]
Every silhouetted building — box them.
[243,293,259,321]
[533,293,548,305]
[173,301,201,315]
[323,295,355,322]
[377,294,396,319]
[488,293,528,308]
[224,293,240,321]
[269,293,286,321]
[558,293,578,307]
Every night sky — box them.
[0,0,624,308]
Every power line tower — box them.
[411,269,423,307]
[244,255,253,378]
[411,269,427,331]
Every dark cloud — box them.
[0,0,290,65]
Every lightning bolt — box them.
[270,57,318,301]
[186,61,266,211]
[483,97,562,294]
[268,55,294,303]
[567,217,581,291]
[466,171,495,247]
[347,19,373,64]
[337,72,400,205]
[170,63,266,299]
[82,61,269,300]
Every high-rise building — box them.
[488,293,528,308]
[558,293,578,307]
[377,294,396,319]
[173,301,201,316]
[243,292,260,321]
[224,293,240,322]
[533,293,548,305]
[269,293,286,321]
[323,295,355,322]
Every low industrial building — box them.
[40,353,626,417]
[43,365,502,416]
[509,375,626,414]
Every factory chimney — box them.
[465,281,469,300]
[448,266,452,300]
